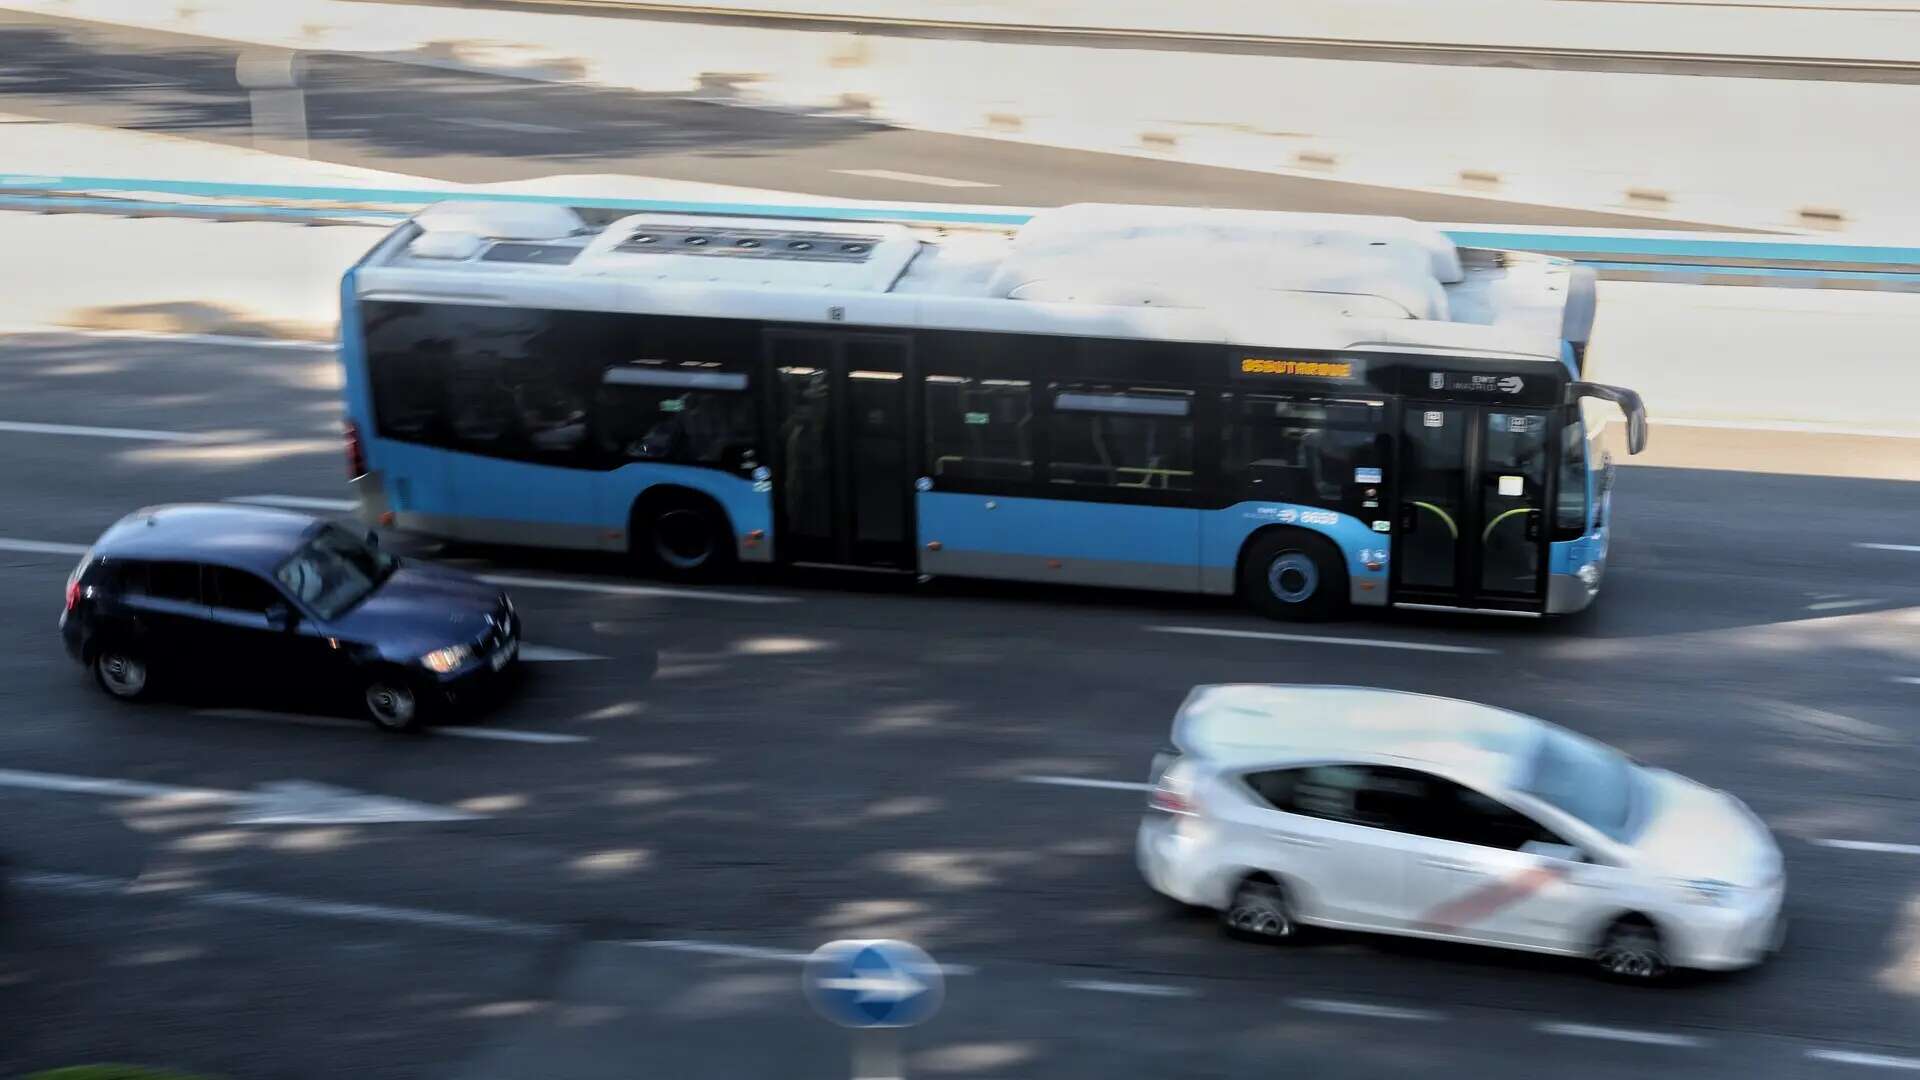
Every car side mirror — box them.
[266,603,297,631]
[1521,840,1583,863]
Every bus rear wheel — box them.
[1239,530,1346,622]
[632,492,735,583]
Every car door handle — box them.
[1421,859,1483,873]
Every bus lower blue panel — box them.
[916,492,1200,592]
[603,464,773,563]
[1199,503,1392,604]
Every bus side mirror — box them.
[1570,382,1647,456]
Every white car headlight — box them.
[420,643,474,674]
[1678,878,1739,906]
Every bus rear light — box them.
[343,419,367,479]
[744,529,765,548]
[925,540,942,551]
[378,511,396,527]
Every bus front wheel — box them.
[632,491,735,583]
[1239,530,1346,622]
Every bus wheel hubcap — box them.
[655,509,712,568]
[1267,552,1318,603]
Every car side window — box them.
[121,560,204,604]
[1424,777,1567,851]
[1249,764,1423,832]
[204,567,284,616]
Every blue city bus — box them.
[338,201,1646,619]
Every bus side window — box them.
[1047,384,1194,492]
[1554,409,1588,539]
[1234,395,1386,514]
[924,375,1033,482]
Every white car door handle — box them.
[1421,859,1482,873]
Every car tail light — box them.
[64,577,81,613]
[1148,753,1197,816]
[344,419,367,479]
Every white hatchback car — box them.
[1137,685,1785,980]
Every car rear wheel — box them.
[363,676,424,733]
[1594,918,1670,982]
[1223,877,1297,943]
[93,648,151,701]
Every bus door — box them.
[1393,406,1550,612]
[765,330,916,569]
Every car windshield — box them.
[274,525,399,620]
[1521,728,1644,843]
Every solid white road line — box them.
[1019,775,1152,793]
[1289,998,1440,1021]
[1814,839,1920,856]
[0,325,332,350]
[1807,599,1878,612]
[1063,979,1196,998]
[517,644,610,662]
[1857,543,1920,554]
[16,871,555,937]
[225,495,359,512]
[0,537,89,556]
[1894,677,1920,687]
[0,419,210,442]
[1808,1049,1920,1071]
[196,708,592,745]
[833,168,999,188]
[0,767,219,802]
[1536,1022,1703,1048]
[626,938,976,975]
[480,572,796,605]
[1147,624,1499,655]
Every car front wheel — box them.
[363,675,425,733]
[1594,918,1670,982]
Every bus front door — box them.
[1393,406,1549,613]
[766,331,916,569]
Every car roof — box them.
[1171,684,1545,792]
[92,503,321,576]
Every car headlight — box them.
[420,643,474,674]
[1678,878,1739,906]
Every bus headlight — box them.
[1577,562,1601,587]
[420,643,474,674]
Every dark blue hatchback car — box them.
[61,504,519,731]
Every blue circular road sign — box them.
[803,939,945,1029]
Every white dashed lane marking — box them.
[1815,839,1920,856]
[480,572,797,606]
[1536,1022,1704,1048]
[1809,1049,1920,1071]
[1291,998,1440,1021]
[1018,775,1151,793]
[0,537,88,556]
[0,419,210,442]
[833,168,999,188]
[1856,543,1920,554]
[1146,624,1499,655]
[196,709,591,745]
[226,495,359,512]
[1063,979,1196,998]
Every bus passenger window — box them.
[924,375,1032,482]
[448,353,515,447]
[1235,396,1386,512]
[596,369,759,472]
[1047,384,1193,491]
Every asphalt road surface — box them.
[2,332,1919,1078]
[0,9,1723,228]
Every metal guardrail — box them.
[5,175,1919,290]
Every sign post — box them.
[803,939,945,1080]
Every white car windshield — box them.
[1521,728,1644,843]
[274,525,398,620]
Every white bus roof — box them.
[355,201,1586,364]
[1171,684,1543,790]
